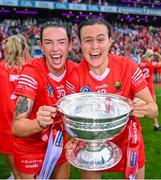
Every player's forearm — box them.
[12,118,43,137]
[134,87,158,119]
[132,99,158,119]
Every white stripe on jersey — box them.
[9,75,19,81]
[66,87,76,94]
[18,77,37,86]
[19,74,37,85]
[18,81,37,89]
[132,73,143,84]
[132,68,141,80]
[66,80,76,93]
[132,68,143,84]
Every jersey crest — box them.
[114,80,122,91]
[80,86,91,92]
[47,84,54,97]
[41,133,49,143]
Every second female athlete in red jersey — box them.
[66,18,158,180]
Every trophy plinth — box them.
[57,92,132,170]
[66,141,121,170]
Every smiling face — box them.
[80,24,112,74]
[40,26,71,76]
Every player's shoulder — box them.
[0,60,13,76]
[66,59,79,74]
[22,56,44,71]
[77,59,87,68]
[109,53,137,68]
[110,53,132,63]
[66,59,79,68]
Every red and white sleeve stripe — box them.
[18,74,38,90]
[131,67,144,85]
[66,80,76,94]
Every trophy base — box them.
[66,141,122,171]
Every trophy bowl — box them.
[57,92,132,170]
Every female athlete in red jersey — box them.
[66,18,158,179]
[0,34,31,179]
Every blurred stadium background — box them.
[0,0,161,179]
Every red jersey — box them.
[74,54,147,99]
[67,54,147,172]
[139,60,159,95]
[14,57,77,155]
[0,61,20,154]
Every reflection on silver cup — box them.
[57,92,132,170]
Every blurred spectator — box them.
[0,18,160,80]
[139,49,161,131]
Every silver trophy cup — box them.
[57,92,132,170]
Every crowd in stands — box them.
[36,0,110,6]
[19,0,161,8]
[70,21,161,64]
[0,18,161,80]
[43,0,161,7]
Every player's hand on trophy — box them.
[36,105,57,129]
[132,98,146,118]
[65,138,78,153]
[65,138,85,156]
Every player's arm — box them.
[12,96,42,137]
[12,96,57,137]
[132,87,158,119]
